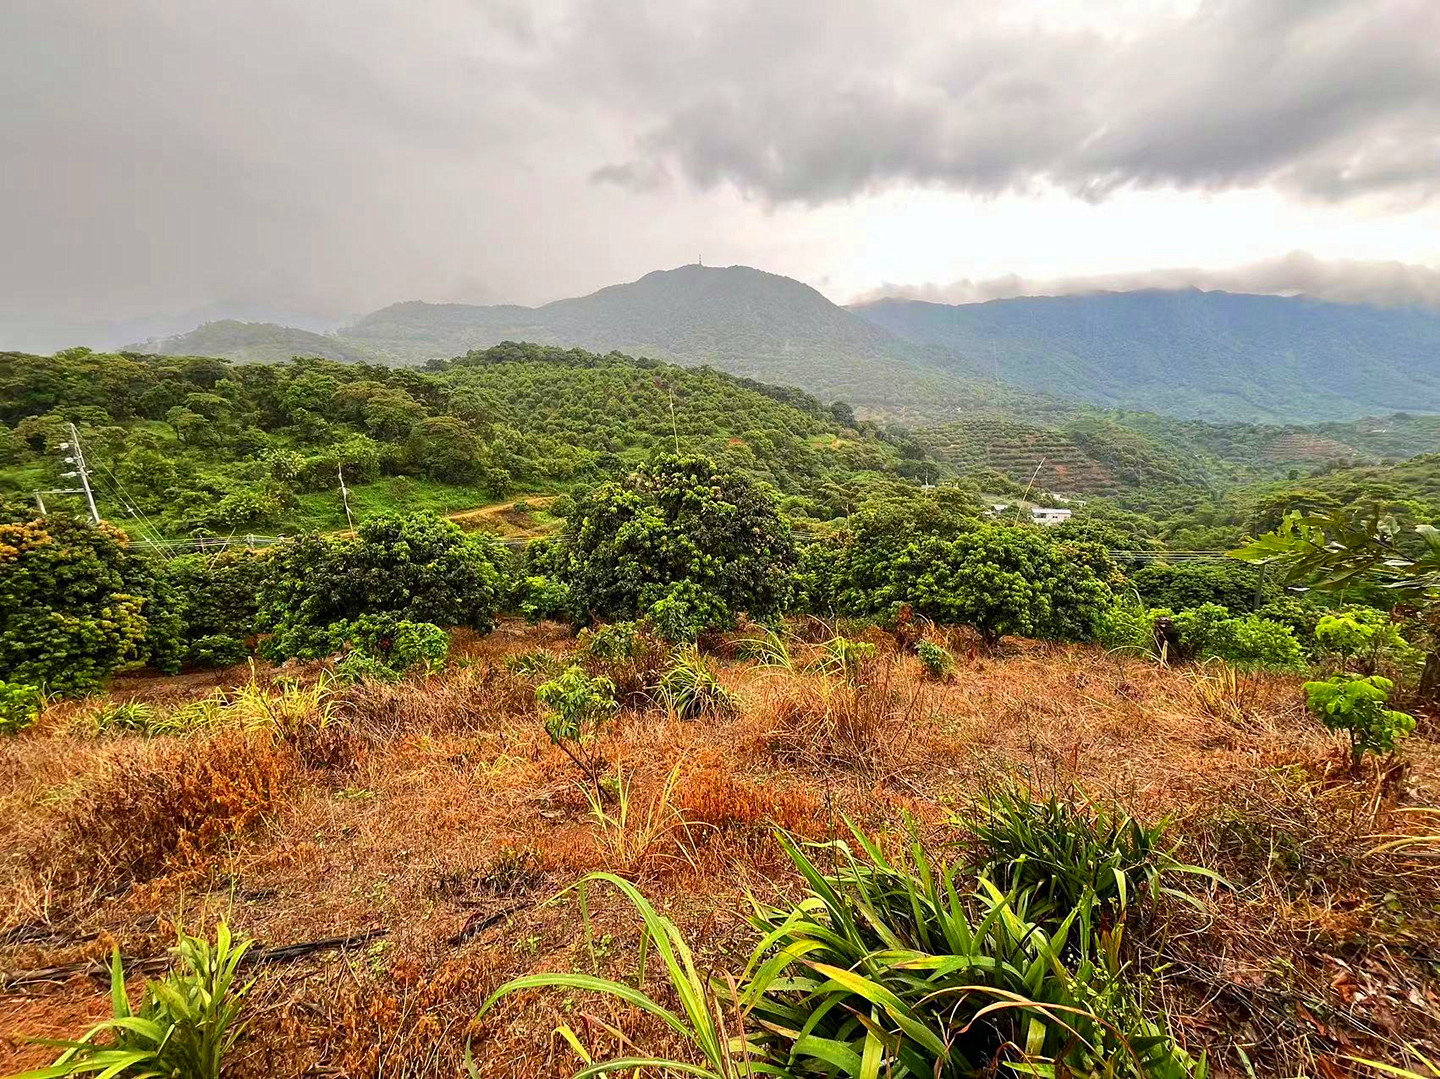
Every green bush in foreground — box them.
[536,665,617,796]
[915,640,954,680]
[16,922,253,1079]
[1304,673,1417,767]
[478,827,1205,1078]
[0,680,42,736]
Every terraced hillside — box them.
[1259,433,1362,464]
[912,417,1197,495]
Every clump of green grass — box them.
[739,626,795,671]
[961,784,1222,918]
[504,650,562,677]
[22,922,254,1079]
[811,635,876,683]
[86,699,161,735]
[478,825,1207,1078]
[655,646,734,720]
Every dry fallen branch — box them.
[0,927,389,990]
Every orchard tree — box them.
[891,525,1114,646]
[0,506,181,694]
[554,454,795,629]
[258,511,509,658]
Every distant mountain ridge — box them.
[124,265,1440,425]
[341,264,980,412]
[852,288,1440,423]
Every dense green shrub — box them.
[645,579,730,643]
[514,574,571,623]
[335,649,401,685]
[389,621,450,672]
[793,490,980,616]
[187,634,249,670]
[1304,673,1417,765]
[1173,603,1305,669]
[258,512,507,659]
[799,508,1116,646]
[577,620,640,660]
[1131,561,1278,612]
[551,454,795,629]
[1254,596,1329,644]
[0,680,42,735]
[915,640,954,679]
[0,510,181,694]
[896,526,1115,645]
[164,549,266,646]
[1095,595,1166,654]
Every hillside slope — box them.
[339,265,1009,416]
[0,342,934,535]
[853,289,1440,423]
[138,320,379,365]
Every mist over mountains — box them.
[138,264,1440,425]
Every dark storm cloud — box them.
[589,0,1440,205]
[854,252,1440,311]
[2,0,1438,351]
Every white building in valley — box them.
[1030,507,1073,526]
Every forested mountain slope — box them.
[139,320,379,365]
[94,270,1440,427]
[0,343,932,536]
[853,289,1440,422]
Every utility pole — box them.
[337,463,355,529]
[668,389,681,454]
[61,423,100,523]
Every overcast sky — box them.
[3,0,1439,350]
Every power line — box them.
[84,447,173,551]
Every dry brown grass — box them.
[1,620,1437,1079]
[8,729,295,903]
[745,657,932,776]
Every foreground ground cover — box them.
[1,620,1437,1078]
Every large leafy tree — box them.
[0,506,181,694]
[1232,508,1440,700]
[258,512,509,658]
[892,526,1115,645]
[553,454,796,627]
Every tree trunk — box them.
[1420,651,1440,704]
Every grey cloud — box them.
[588,0,1440,205]
[590,159,671,192]
[853,252,1440,310]
[3,0,1438,352]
